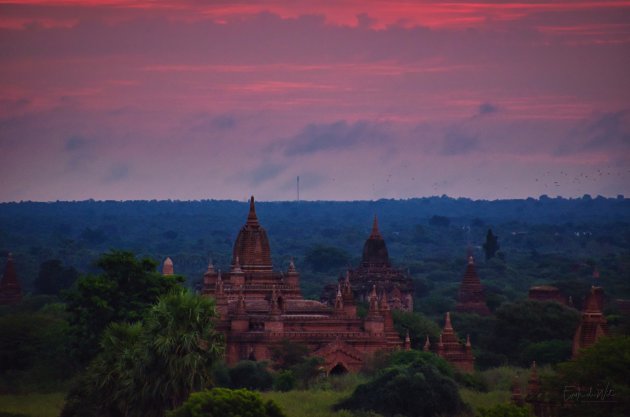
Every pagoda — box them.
[455,255,490,315]
[202,197,402,373]
[572,286,608,357]
[322,216,414,311]
[431,312,474,372]
[0,253,22,305]
[162,257,174,276]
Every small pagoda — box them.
[427,312,474,372]
[0,253,22,305]
[162,257,174,275]
[455,255,490,315]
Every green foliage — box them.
[61,290,224,417]
[549,336,630,417]
[291,356,326,389]
[385,349,454,378]
[228,361,273,391]
[63,250,184,362]
[33,259,79,295]
[493,301,580,363]
[335,360,465,417]
[167,388,286,417]
[270,339,310,370]
[0,307,74,392]
[273,370,296,392]
[304,245,350,273]
[269,339,325,389]
[477,404,532,417]
[519,340,571,366]
[392,310,440,350]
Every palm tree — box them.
[68,290,224,417]
[140,289,224,414]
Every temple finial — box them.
[370,215,382,238]
[444,311,453,330]
[247,195,259,226]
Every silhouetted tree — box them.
[483,229,500,261]
[34,259,79,295]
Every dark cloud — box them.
[441,131,480,156]
[555,110,630,156]
[231,162,286,187]
[211,115,237,130]
[182,113,238,136]
[477,102,498,116]
[63,135,96,172]
[103,162,130,182]
[283,120,389,156]
[64,136,88,151]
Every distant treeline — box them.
[1,196,629,302]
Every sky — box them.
[0,0,629,202]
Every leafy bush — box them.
[228,361,273,391]
[168,388,286,417]
[335,358,465,417]
[273,370,295,392]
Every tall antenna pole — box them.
[297,176,300,202]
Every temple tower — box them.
[0,253,22,305]
[323,216,414,311]
[455,255,490,315]
[232,196,273,274]
[436,312,474,372]
[572,286,608,357]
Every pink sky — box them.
[0,0,629,201]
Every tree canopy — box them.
[335,350,465,417]
[63,250,184,362]
[61,290,223,417]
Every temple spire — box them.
[370,215,382,239]
[444,311,453,331]
[246,195,259,226]
[423,334,431,351]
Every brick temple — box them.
[322,216,414,311]
[455,255,490,315]
[0,253,22,305]
[572,286,608,357]
[201,197,402,373]
[425,311,474,372]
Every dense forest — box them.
[1,196,629,303]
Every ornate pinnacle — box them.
[246,195,259,226]
[370,215,382,238]
[444,312,453,331]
